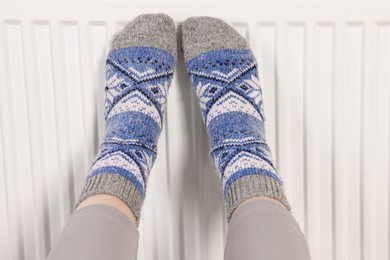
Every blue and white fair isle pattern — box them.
[86,46,175,199]
[185,49,283,197]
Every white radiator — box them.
[0,1,389,260]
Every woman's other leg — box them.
[224,197,311,260]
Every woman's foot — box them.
[181,16,291,221]
[74,13,177,226]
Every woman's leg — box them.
[75,194,136,224]
[181,16,312,259]
[224,197,311,260]
[47,201,139,260]
[47,13,177,259]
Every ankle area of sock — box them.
[225,174,292,223]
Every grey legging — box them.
[47,199,311,260]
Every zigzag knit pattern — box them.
[186,49,291,220]
[74,46,175,225]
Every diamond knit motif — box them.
[74,13,177,227]
[186,49,283,197]
[87,46,175,199]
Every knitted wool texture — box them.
[182,16,291,222]
[74,13,177,226]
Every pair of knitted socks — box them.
[74,13,291,226]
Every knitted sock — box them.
[74,13,177,226]
[182,16,291,222]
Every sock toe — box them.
[181,16,250,62]
[111,13,177,59]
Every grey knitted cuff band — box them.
[225,174,291,222]
[73,173,143,227]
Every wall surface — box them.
[0,1,389,260]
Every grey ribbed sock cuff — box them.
[225,174,291,222]
[73,173,143,227]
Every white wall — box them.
[0,1,389,260]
